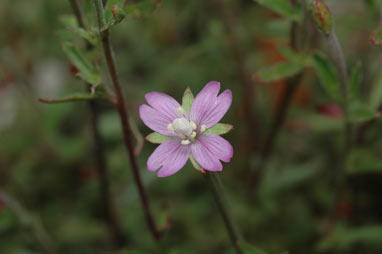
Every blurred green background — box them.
[1,0,382,253]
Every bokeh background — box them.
[1,0,382,253]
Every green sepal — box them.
[189,153,203,171]
[145,132,169,144]
[206,123,234,135]
[182,87,194,115]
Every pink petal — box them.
[145,92,186,121]
[191,133,233,171]
[190,81,221,126]
[202,89,232,128]
[139,104,174,136]
[147,137,191,177]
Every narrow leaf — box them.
[255,60,304,82]
[349,102,379,123]
[145,132,169,144]
[312,53,341,102]
[369,74,382,110]
[62,43,101,86]
[239,241,267,254]
[206,123,234,135]
[182,87,194,115]
[254,0,302,22]
[348,62,362,99]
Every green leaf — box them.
[189,154,203,171]
[348,61,362,99]
[206,123,233,135]
[254,0,302,22]
[145,132,169,144]
[255,60,304,82]
[349,102,379,123]
[369,74,382,110]
[347,149,382,175]
[59,15,98,45]
[317,224,382,251]
[239,241,267,254]
[182,87,194,115]
[62,43,101,86]
[312,53,341,102]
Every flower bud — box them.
[311,0,333,35]
[369,26,382,46]
[111,4,126,24]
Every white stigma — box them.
[176,107,185,115]
[200,124,207,132]
[172,118,193,137]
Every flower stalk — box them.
[92,0,160,242]
[205,172,243,254]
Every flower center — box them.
[168,117,198,145]
[172,118,193,137]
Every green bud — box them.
[111,4,126,24]
[370,26,382,46]
[311,0,333,35]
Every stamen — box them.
[190,131,196,139]
[167,124,174,132]
[181,140,191,145]
[176,107,185,115]
[200,124,207,132]
[190,121,197,130]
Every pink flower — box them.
[139,81,233,177]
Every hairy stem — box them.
[205,172,243,254]
[68,0,126,247]
[92,0,160,242]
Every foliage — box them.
[0,0,381,253]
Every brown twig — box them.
[92,0,160,242]
[68,0,126,247]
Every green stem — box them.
[327,29,352,152]
[92,0,160,242]
[205,172,243,254]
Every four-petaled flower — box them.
[139,81,234,177]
